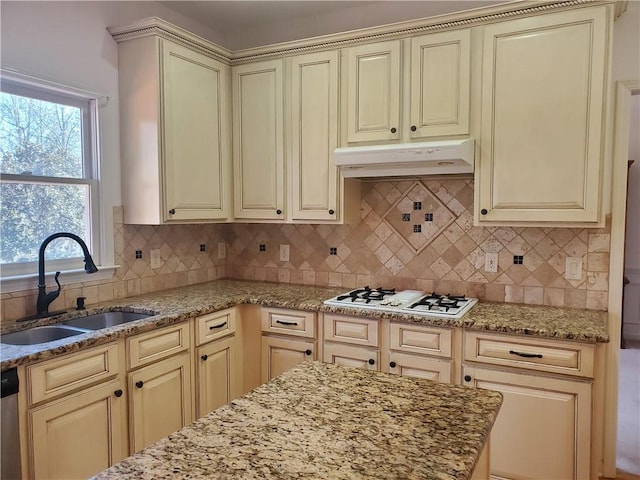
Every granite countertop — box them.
[0,279,609,369]
[92,361,503,480]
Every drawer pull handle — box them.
[209,321,227,330]
[509,350,543,359]
[276,320,298,326]
[114,389,123,398]
[135,381,144,389]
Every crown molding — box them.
[108,0,613,65]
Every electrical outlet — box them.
[565,257,583,280]
[150,249,162,269]
[218,242,226,259]
[280,244,290,262]
[484,252,498,273]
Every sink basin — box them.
[1,325,88,345]
[61,311,153,330]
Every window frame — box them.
[0,74,102,279]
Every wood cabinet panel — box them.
[261,336,315,383]
[129,352,192,453]
[195,308,237,346]
[29,378,127,480]
[388,352,452,382]
[261,308,316,338]
[323,343,379,371]
[324,314,379,346]
[232,60,285,220]
[196,336,237,418]
[475,6,610,225]
[127,323,190,369]
[389,323,452,358]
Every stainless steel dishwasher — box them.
[1,367,21,479]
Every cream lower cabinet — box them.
[387,323,453,382]
[475,5,611,225]
[194,308,239,418]
[323,314,380,371]
[25,343,127,480]
[127,323,192,453]
[260,308,316,382]
[463,331,595,480]
[115,32,232,224]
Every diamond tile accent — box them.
[382,182,456,254]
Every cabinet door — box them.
[346,41,401,143]
[387,352,452,382]
[290,51,339,221]
[129,352,192,453]
[463,365,591,480]
[476,6,610,225]
[29,378,127,480]
[323,343,379,371]
[196,336,238,418]
[410,29,470,138]
[162,40,231,221]
[233,60,285,220]
[261,336,315,383]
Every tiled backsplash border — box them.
[0,179,611,323]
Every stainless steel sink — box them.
[1,325,89,345]
[61,311,153,330]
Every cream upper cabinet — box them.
[232,59,285,221]
[475,5,611,226]
[346,40,401,143]
[410,29,470,138]
[345,30,470,144]
[289,51,339,221]
[117,36,232,224]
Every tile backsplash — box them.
[0,179,610,323]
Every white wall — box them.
[0,1,223,266]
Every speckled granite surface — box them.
[0,279,609,369]
[91,361,503,480]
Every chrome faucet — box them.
[36,232,98,317]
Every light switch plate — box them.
[280,244,290,262]
[484,252,498,273]
[565,257,583,280]
[150,249,162,269]
[218,242,226,259]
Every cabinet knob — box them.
[389,361,396,368]
[276,209,282,215]
[390,127,397,134]
[135,380,144,389]
[114,389,123,398]
[368,359,375,365]
[464,375,472,382]
[328,209,335,215]
[169,209,176,215]
[480,209,488,215]
[305,349,312,356]
[201,354,208,361]
[410,125,417,132]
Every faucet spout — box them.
[36,232,98,317]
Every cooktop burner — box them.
[324,288,477,319]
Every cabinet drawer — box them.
[27,343,120,406]
[324,314,378,347]
[464,331,595,378]
[387,352,452,383]
[389,323,452,358]
[195,308,236,346]
[128,323,190,369]
[261,308,315,338]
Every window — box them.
[0,77,100,278]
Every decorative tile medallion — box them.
[382,181,456,254]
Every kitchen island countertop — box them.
[91,361,503,480]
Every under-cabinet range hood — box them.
[333,139,474,178]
